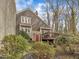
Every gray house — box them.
[16,9,49,37]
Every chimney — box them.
[35,11,38,15]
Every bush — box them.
[55,34,79,54]
[1,35,31,59]
[56,35,69,45]
[18,31,31,40]
[68,34,79,44]
[56,34,79,45]
[30,42,56,59]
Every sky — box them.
[16,0,45,12]
[16,0,47,20]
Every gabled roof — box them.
[16,9,50,31]
[16,8,31,14]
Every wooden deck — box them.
[41,32,60,41]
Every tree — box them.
[1,35,31,59]
[0,0,16,40]
[64,6,70,33]
[45,0,65,32]
[45,0,79,34]
[66,0,77,34]
[45,1,50,27]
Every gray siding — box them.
[16,10,49,31]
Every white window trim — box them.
[21,16,26,23]
[21,16,31,24]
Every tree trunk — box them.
[70,8,76,34]
[0,0,16,40]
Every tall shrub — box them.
[1,35,31,59]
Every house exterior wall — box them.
[0,0,16,40]
[16,10,32,37]
[16,9,49,40]
[16,10,49,31]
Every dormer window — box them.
[21,16,31,24]
[21,16,26,23]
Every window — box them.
[25,29,27,32]
[21,16,26,23]
[26,17,29,23]
[27,28,31,33]
[26,17,31,24]
[22,27,26,31]
[20,26,31,34]
[26,28,30,33]
[21,16,31,24]
[28,29,30,33]
[28,18,31,24]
